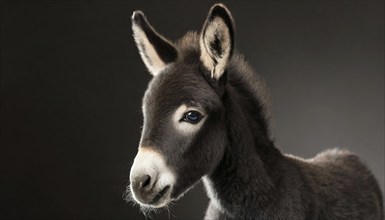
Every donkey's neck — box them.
[203,83,289,218]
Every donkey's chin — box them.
[132,185,174,209]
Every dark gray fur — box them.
[130,4,383,220]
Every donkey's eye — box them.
[183,111,203,124]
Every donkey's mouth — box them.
[149,185,170,205]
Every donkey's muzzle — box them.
[129,147,175,207]
[130,173,172,206]
[135,174,152,189]
[130,173,158,203]
[131,173,155,196]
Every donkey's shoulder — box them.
[284,148,374,188]
[308,148,364,169]
[299,149,383,219]
[288,148,368,173]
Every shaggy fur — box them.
[129,4,384,220]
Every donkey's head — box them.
[129,4,234,208]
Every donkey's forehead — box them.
[143,64,219,112]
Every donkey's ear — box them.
[132,11,178,75]
[200,4,234,80]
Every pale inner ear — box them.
[200,17,231,79]
[132,23,167,75]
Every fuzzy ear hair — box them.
[132,11,178,75]
[200,4,235,80]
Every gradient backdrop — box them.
[1,1,383,220]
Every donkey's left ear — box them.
[132,11,178,75]
[200,4,235,80]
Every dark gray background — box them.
[0,1,383,219]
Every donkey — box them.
[126,3,383,220]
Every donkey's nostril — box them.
[140,174,151,188]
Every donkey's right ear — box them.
[132,11,178,75]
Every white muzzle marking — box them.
[129,147,176,208]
